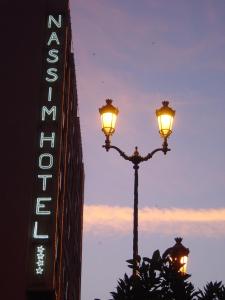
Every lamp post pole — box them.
[100,100,175,277]
[133,162,139,276]
[103,139,169,276]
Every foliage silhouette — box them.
[197,282,225,300]
[102,250,225,300]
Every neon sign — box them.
[28,13,66,289]
[33,12,62,244]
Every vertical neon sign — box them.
[28,13,66,290]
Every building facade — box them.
[0,1,84,300]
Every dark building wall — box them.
[0,1,83,300]
[0,2,46,300]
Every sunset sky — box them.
[70,1,225,299]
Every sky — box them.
[70,1,225,299]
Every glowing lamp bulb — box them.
[99,99,119,137]
[180,255,188,274]
[156,101,175,138]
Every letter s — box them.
[47,49,59,64]
[45,68,58,82]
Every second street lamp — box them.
[163,237,190,275]
[99,99,176,276]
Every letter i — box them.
[48,87,52,102]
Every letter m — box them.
[41,106,57,121]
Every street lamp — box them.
[99,99,175,276]
[156,101,175,138]
[163,237,190,275]
[99,99,119,139]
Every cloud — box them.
[84,205,225,237]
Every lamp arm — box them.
[141,138,171,161]
[103,138,171,164]
[142,147,170,161]
[102,144,131,161]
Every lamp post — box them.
[163,237,190,275]
[99,99,175,276]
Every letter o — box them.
[39,153,53,169]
